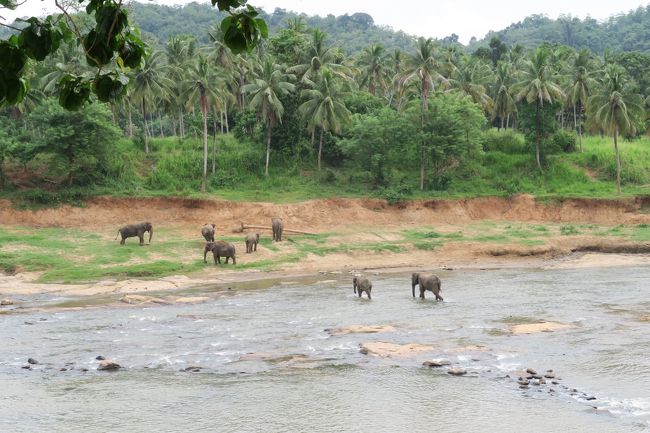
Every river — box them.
[1,265,649,432]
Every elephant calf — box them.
[204,241,236,265]
[412,272,443,301]
[272,218,283,242]
[201,223,216,242]
[245,233,260,253]
[353,275,372,299]
[115,222,153,246]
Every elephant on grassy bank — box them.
[201,224,216,242]
[115,222,153,246]
[204,241,236,264]
[245,233,260,253]
[353,276,372,299]
[272,218,283,242]
[412,272,442,301]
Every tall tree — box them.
[242,57,295,176]
[399,37,447,190]
[288,29,353,84]
[449,57,495,116]
[516,48,565,170]
[589,64,644,194]
[566,48,596,152]
[298,70,352,170]
[357,44,388,96]
[492,61,518,129]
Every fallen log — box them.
[231,222,317,236]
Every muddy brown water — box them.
[1,266,649,432]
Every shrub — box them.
[482,129,526,153]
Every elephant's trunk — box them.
[114,229,120,240]
[148,227,153,244]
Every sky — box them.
[2,0,649,43]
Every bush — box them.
[382,183,413,205]
[549,130,578,153]
[19,188,88,207]
[482,129,526,153]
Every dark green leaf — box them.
[58,75,92,110]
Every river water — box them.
[1,266,649,432]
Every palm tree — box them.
[449,57,494,116]
[299,70,352,170]
[493,61,518,130]
[288,29,354,84]
[242,58,296,176]
[166,36,196,139]
[566,48,596,152]
[185,53,224,191]
[131,51,172,154]
[516,48,565,170]
[357,44,388,96]
[399,37,447,190]
[589,64,644,194]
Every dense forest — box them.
[1,2,649,206]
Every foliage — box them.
[482,129,526,153]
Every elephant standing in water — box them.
[115,222,153,246]
[245,233,260,253]
[412,272,443,301]
[204,241,236,264]
[353,276,372,299]
[272,218,283,242]
[201,224,216,242]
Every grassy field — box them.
[1,222,648,283]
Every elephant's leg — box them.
[254,243,257,252]
[232,256,236,265]
[420,288,425,300]
[367,290,371,300]
[120,236,126,245]
[358,290,362,298]
[436,293,444,301]
[138,233,144,246]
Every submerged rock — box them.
[120,295,170,305]
[327,325,396,336]
[422,359,452,368]
[174,296,210,304]
[359,342,434,358]
[27,358,38,365]
[96,355,105,361]
[1,299,13,306]
[97,360,121,371]
[447,368,467,376]
[510,322,574,335]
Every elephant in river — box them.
[204,241,236,265]
[115,222,153,246]
[201,224,216,242]
[412,272,442,301]
[353,275,372,299]
[245,233,259,253]
[272,218,283,242]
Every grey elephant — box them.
[412,272,443,301]
[353,275,372,299]
[272,218,283,242]
[245,233,260,253]
[201,223,216,242]
[204,241,236,264]
[115,222,153,246]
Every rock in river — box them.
[447,368,467,376]
[27,358,38,365]
[1,298,13,306]
[327,325,396,336]
[359,342,433,358]
[423,359,452,368]
[97,360,122,371]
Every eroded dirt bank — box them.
[1,194,649,229]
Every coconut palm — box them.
[299,70,352,171]
[288,29,353,84]
[449,57,494,116]
[399,37,448,190]
[131,51,172,154]
[185,53,225,191]
[242,58,296,176]
[516,48,565,170]
[166,36,197,139]
[589,64,644,194]
[357,44,388,96]
[566,48,596,152]
[493,61,518,129]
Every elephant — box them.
[272,218,283,242]
[115,222,153,246]
[245,233,260,253]
[204,241,236,265]
[201,224,216,242]
[353,275,372,299]
[412,272,443,301]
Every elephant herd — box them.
[352,272,443,301]
[115,218,285,266]
[115,219,444,302]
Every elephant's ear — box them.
[411,273,419,284]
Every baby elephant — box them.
[204,241,236,265]
[115,222,153,246]
[353,275,372,299]
[272,217,283,242]
[412,272,443,301]
[245,233,260,253]
[201,223,216,242]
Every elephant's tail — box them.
[114,229,120,240]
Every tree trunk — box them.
[506,113,510,130]
[142,97,149,154]
[573,104,577,132]
[224,102,229,134]
[159,113,164,137]
[265,124,272,176]
[535,101,542,171]
[179,107,185,139]
[201,96,208,193]
[212,109,217,175]
[318,128,324,171]
[419,92,428,191]
[128,106,133,138]
[614,128,621,195]
[220,110,224,134]
[500,116,504,130]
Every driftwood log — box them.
[232,222,317,235]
